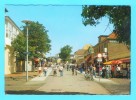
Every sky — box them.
[5,5,114,57]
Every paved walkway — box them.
[5,68,130,94]
[28,68,111,94]
[30,68,52,81]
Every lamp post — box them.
[22,20,31,81]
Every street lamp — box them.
[22,20,32,81]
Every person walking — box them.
[102,66,106,78]
[38,66,42,77]
[75,64,78,75]
[111,66,115,78]
[71,64,75,75]
[67,64,70,71]
[59,64,63,76]
[93,65,96,78]
[43,65,48,76]
[52,64,57,76]
[106,66,110,78]
[99,66,102,77]
[89,64,93,80]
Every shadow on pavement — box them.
[5,90,96,95]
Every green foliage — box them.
[81,6,130,46]
[12,21,51,60]
[11,33,26,60]
[22,21,51,58]
[59,45,72,62]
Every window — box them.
[109,40,118,43]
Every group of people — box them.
[99,65,111,78]
[111,65,130,78]
[99,64,130,79]
[38,65,48,77]
[51,63,80,76]
[67,62,96,80]
[51,63,64,77]
[36,60,130,80]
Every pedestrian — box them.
[67,64,70,71]
[126,65,130,79]
[99,66,102,77]
[75,64,78,75]
[93,65,96,78]
[116,65,121,77]
[106,66,110,78]
[43,65,48,76]
[71,64,75,75]
[89,64,93,80]
[59,64,63,76]
[114,66,117,78]
[38,66,42,77]
[111,66,115,78]
[102,66,106,78]
[53,64,57,76]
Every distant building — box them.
[5,16,22,74]
[74,44,94,64]
[74,49,87,64]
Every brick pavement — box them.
[5,68,130,95]
[34,69,110,94]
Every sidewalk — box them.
[36,69,110,94]
[29,69,124,85]
[77,71,118,84]
[77,71,130,94]
[29,67,52,81]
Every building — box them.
[74,49,88,64]
[5,16,22,74]
[93,32,130,66]
[74,44,94,64]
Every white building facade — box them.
[5,16,21,74]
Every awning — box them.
[111,60,123,64]
[120,58,130,63]
[103,61,112,65]
[85,55,91,62]
[103,58,130,65]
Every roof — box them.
[98,35,108,38]
[108,32,117,39]
[5,16,22,33]
[75,49,88,55]
[83,44,93,50]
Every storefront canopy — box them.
[103,58,130,65]
[111,60,123,64]
[120,58,130,63]
[103,61,112,65]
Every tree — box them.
[22,21,51,58]
[81,6,131,46]
[59,45,72,62]
[12,21,51,61]
[11,33,26,60]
